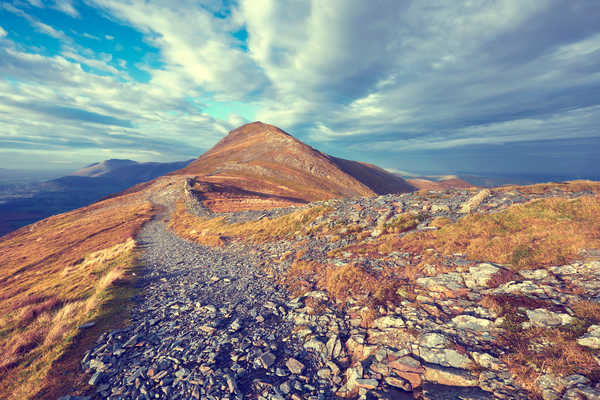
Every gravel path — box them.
[80,204,331,400]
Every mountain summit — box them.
[174,122,414,205]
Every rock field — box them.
[71,186,600,400]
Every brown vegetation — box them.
[169,199,333,245]
[0,194,154,400]
[481,294,600,395]
[496,180,600,195]
[284,259,400,308]
[373,195,600,271]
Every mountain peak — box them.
[173,122,414,207]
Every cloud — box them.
[1,0,599,174]
[0,33,238,166]
[0,25,5,37]
[90,0,268,100]
[3,4,70,41]
[231,0,600,157]
[52,0,79,17]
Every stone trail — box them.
[79,209,331,400]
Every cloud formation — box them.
[0,0,599,175]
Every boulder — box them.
[577,325,600,349]
[463,263,501,289]
[423,364,478,387]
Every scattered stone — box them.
[88,371,105,386]
[75,185,599,400]
[459,189,490,213]
[258,352,277,369]
[356,378,379,389]
[452,315,494,332]
[463,263,501,288]
[577,325,600,349]
[286,358,305,374]
[385,376,412,391]
[423,365,478,387]
[525,308,574,328]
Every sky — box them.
[1,0,599,177]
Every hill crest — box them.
[173,122,415,210]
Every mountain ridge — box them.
[172,122,415,210]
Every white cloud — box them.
[0,25,6,38]
[1,0,600,170]
[52,0,79,17]
[90,0,267,100]
[232,0,600,152]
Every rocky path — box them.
[80,205,330,399]
[76,185,600,400]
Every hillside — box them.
[173,122,415,211]
[1,122,600,400]
[0,159,192,236]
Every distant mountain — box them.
[390,169,600,188]
[71,159,139,178]
[0,159,192,236]
[406,176,475,190]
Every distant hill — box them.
[0,159,192,236]
[406,176,475,190]
[71,159,139,178]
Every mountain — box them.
[0,168,69,184]
[172,121,415,211]
[0,159,192,236]
[70,159,139,178]
[2,121,600,400]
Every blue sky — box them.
[1,0,599,177]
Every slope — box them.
[0,159,192,236]
[173,121,414,211]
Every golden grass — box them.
[0,195,154,400]
[284,258,399,308]
[478,293,600,396]
[170,200,333,245]
[504,327,599,396]
[382,213,423,234]
[377,195,600,270]
[497,180,600,195]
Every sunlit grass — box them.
[169,199,333,245]
[0,197,154,400]
[343,195,600,271]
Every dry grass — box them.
[0,194,154,400]
[504,327,599,395]
[497,180,600,195]
[569,299,600,325]
[170,200,333,245]
[283,258,400,309]
[379,195,600,270]
[478,293,600,395]
[382,213,423,234]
